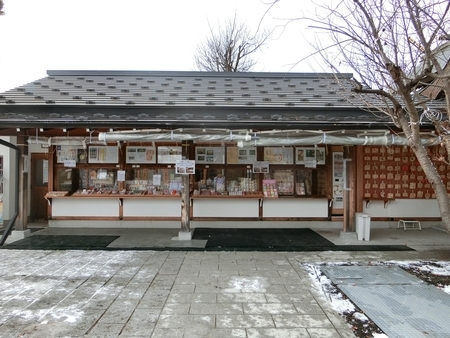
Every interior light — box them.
[16,128,20,132]
[62,128,67,132]
[39,128,44,132]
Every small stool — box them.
[397,220,422,230]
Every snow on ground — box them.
[393,260,450,294]
[303,261,450,338]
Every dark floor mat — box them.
[1,235,120,250]
[193,228,334,251]
[192,228,414,251]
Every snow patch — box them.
[353,312,369,322]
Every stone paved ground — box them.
[0,249,359,338]
[1,247,449,338]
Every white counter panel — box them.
[363,199,440,218]
[123,198,181,217]
[52,198,120,217]
[263,198,329,218]
[193,198,260,218]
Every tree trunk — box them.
[412,142,450,232]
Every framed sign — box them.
[195,147,225,164]
[227,147,257,164]
[57,145,85,163]
[88,146,119,164]
[126,146,156,164]
[296,147,326,165]
[157,146,182,163]
[263,147,294,164]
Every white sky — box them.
[0,0,323,92]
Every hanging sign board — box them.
[176,160,195,174]
[253,161,269,173]
[63,160,76,168]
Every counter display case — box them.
[296,168,327,196]
[272,170,294,195]
[48,143,332,223]
[264,168,328,197]
[70,168,118,195]
[194,167,258,195]
[55,168,79,192]
[125,168,181,195]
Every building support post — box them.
[15,135,29,231]
[179,141,192,240]
[180,174,191,235]
[342,146,355,232]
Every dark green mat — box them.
[192,228,414,252]
[0,229,414,251]
[1,235,120,250]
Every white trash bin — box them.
[355,213,371,241]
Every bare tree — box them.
[194,14,271,72]
[302,0,450,231]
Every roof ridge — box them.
[46,70,353,79]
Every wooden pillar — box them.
[348,146,356,231]
[342,146,356,232]
[179,140,192,237]
[181,174,190,233]
[15,135,28,231]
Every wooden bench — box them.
[397,220,421,231]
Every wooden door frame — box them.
[31,153,49,221]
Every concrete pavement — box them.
[0,249,356,337]
[0,225,449,337]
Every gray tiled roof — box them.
[1,70,356,108]
[0,70,394,130]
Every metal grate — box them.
[321,265,424,285]
[321,265,450,337]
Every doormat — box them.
[192,228,414,251]
[1,235,120,250]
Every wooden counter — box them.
[45,193,331,221]
[45,194,182,220]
